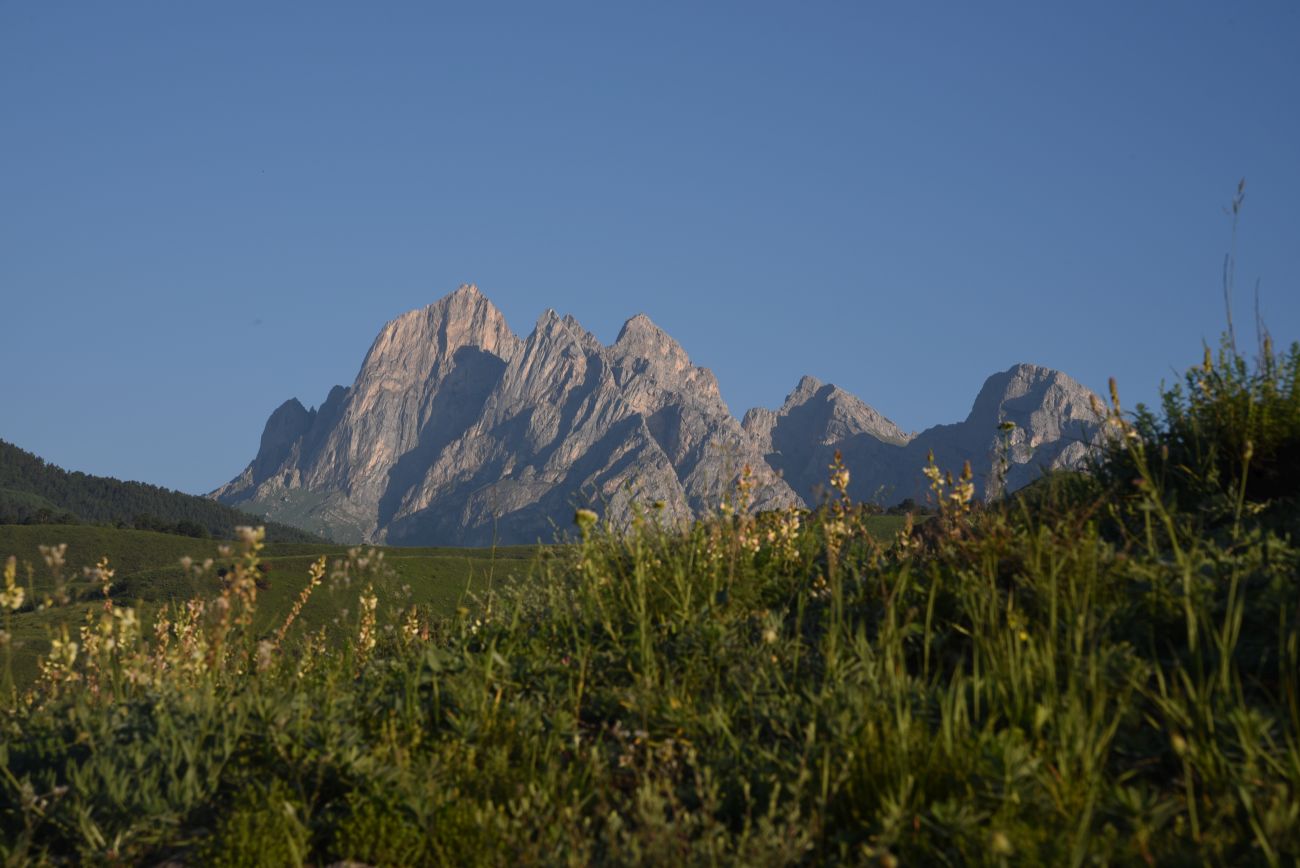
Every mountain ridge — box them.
[214,286,1102,544]
[745,363,1101,507]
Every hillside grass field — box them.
[0,519,909,688]
[1,339,1298,864]
[0,525,540,685]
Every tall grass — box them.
[1,342,1298,865]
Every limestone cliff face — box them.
[213,285,794,544]
[744,364,1102,507]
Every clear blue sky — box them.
[3,1,1298,495]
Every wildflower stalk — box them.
[1,556,21,700]
[277,556,326,645]
[356,584,378,671]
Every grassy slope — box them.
[0,524,538,684]
[0,518,904,688]
[5,475,1296,864]
[0,524,537,587]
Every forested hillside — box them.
[0,440,325,543]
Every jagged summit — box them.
[747,375,910,446]
[743,374,912,501]
[214,286,792,544]
[271,396,309,419]
[743,363,1101,506]
[966,363,1084,425]
[213,286,1103,543]
[613,312,688,361]
[615,312,666,343]
[787,375,824,405]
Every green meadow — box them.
[1,337,1297,865]
[0,525,538,685]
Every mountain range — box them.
[213,286,1102,544]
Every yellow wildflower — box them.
[1,556,23,611]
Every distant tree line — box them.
[0,439,325,543]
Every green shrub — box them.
[199,779,310,868]
[1099,336,1300,529]
[329,790,431,866]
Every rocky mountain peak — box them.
[883,363,1103,503]
[215,286,793,544]
[214,286,1102,544]
[608,312,721,405]
[744,374,913,501]
[965,363,1097,434]
[787,375,825,407]
[613,313,687,363]
[759,376,910,447]
[268,397,310,427]
[250,398,315,484]
[361,283,518,383]
[493,308,593,413]
[528,309,567,342]
[616,312,662,340]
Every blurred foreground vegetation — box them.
[1,335,1298,865]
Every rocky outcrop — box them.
[213,285,794,544]
[901,363,1102,499]
[742,375,913,503]
[745,364,1102,507]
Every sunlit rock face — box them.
[213,285,795,544]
